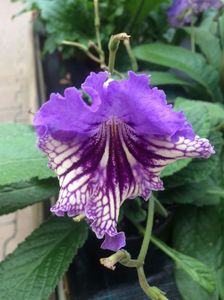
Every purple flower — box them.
[34,71,214,251]
[167,0,223,27]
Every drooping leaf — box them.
[0,124,55,185]
[151,236,216,293]
[133,43,222,101]
[0,178,59,215]
[173,205,224,300]
[0,217,88,300]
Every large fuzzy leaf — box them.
[173,206,224,300]
[0,178,59,215]
[0,217,88,300]
[0,124,55,185]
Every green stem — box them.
[62,40,101,63]
[126,0,145,33]
[190,16,195,53]
[93,0,105,65]
[108,33,130,74]
[136,199,168,299]
[137,198,154,263]
[137,267,168,300]
[123,39,138,72]
[207,189,224,197]
[154,197,168,218]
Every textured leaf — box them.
[161,98,210,177]
[161,177,221,206]
[152,237,215,293]
[0,217,88,300]
[133,43,222,101]
[0,124,55,185]
[173,205,224,300]
[0,178,59,215]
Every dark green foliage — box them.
[0,217,88,300]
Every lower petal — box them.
[36,118,214,251]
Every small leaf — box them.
[0,217,88,300]
[0,178,59,215]
[0,124,55,185]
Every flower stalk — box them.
[93,0,105,65]
[123,38,138,72]
[108,33,130,74]
[154,197,169,218]
[100,197,168,299]
[190,15,195,53]
[62,40,101,63]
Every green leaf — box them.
[184,27,222,68]
[161,98,210,177]
[0,217,88,300]
[174,98,211,137]
[123,198,146,223]
[133,43,222,101]
[161,177,221,206]
[173,205,224,300]
[148,71,193,87]
[0,124,55,185]
[0,178,59,215]
[151,236,215,293]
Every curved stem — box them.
[136,197,168,299]
[137,197,154,263]
[108,33,130,74]
[62,40,101,63]
[154,197,168,218]
[123,39,138,72]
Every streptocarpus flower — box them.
[34,71,214,251]
[167,0,223,27]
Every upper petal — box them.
[106,71,195,140]
[34,72,110,141]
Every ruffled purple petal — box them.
[105,72,194,140]
[34,71,215,251]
